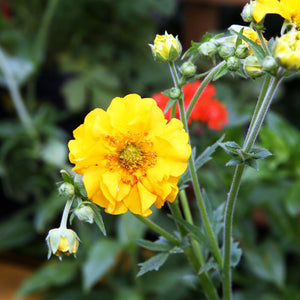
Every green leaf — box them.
[60,169,74,184]
[230,29,265,63]
[17,261,78,298]
[213,63,229,81]
[134,239,172,252]
[86,202,106,236]
[285,181,300,216]
[82,239,120,290]
[198,262,219,275]
[117,212,147,247]
[164,98,177,114]
[137,252,169,277]
[62,78,86,112]
[179,135,224,186]
[231,241,242,267]
[168,215,210,248]
[0,214,35,250]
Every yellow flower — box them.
[275,31,300,68]
[68,94,191,217]
[150,32,182,62]
[253,0,300,26]
[46,228,79,259]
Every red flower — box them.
[0,0,12,20]
[152,80,228,130]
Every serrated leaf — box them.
[83,239,120,290]
[250,147,272,159]
[137,252,169,277]
[226,158,243,167]
[134,239,172,252]
[17,261,78,298]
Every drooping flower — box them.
[68,94,191,217]
[275,31,300,68]
[253,0,300,27]
[46,228,79,260]
[149,32,182,62]
[152,81,228,130]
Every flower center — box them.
[104,132,157,184]
[119,143,144,171]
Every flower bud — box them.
[58,182,75,198]
[74,204,94,224]
[46,228,79,259]
[275,32,300,69]
[150,32,182,62]
[241,2,255,23]
[244,54,263,77]
[227,56,240,71]
[181,61,196,76]
[235,44,250,59]
[198,41,217,57]
[169,87,181,99]
[218,43,235,59]
[262,56,278,72]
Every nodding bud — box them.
[181,61,196,76]
[227,56,240,71]
[198,41,217,57]
[235,44,250,59]
[244,54,263,77]
[218,43,235,59]
[46,228,79,260]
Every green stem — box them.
[134,214,179,246]
[186,61,226,119]
[0,47,34,133]
[180,189,205,266]
[244,75,271,146]
[169,200,186,236]
[169,61,223,268]
[222,75,283,300]
[60,196,74,229]
[34,0,59,64]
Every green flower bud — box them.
[244,54,263,77]
[169,87,181,99]
[181,61,196,76]
[46,228,79,260]
[241,2,255,23]
[218,43,235,59]
[198,41,217,57]
[75,205,94,224]
[262,56,278,72]
[235,44,250,59]
[149,32,182,62]
[58,182,75,198]
[227,56,240,71]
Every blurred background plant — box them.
[0,0,300,299]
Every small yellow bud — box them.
[275,32,300,69]
[150,32,182,62]
[46,228,79,260]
